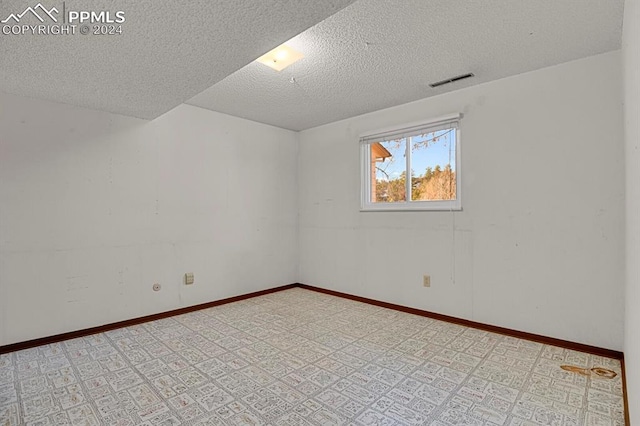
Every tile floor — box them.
[0,288,626,425]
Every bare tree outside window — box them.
[368,128,456,204]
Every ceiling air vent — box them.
[429,73,475,88]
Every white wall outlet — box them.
[152,283,161,291]
[185,273,194,285]
[423,275,431,287]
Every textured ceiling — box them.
[187,0,625,131]
[0,0,355,119]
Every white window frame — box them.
[360,113,462,212]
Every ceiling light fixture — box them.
[256,44,304,71]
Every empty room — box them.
[0,0,638,425]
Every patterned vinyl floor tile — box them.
[0,288,626,425]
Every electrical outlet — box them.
[152,283,161,291]
[423,275,431,287]
[185,273,194,285]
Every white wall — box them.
[0,95,299,346]
[0,50,627,357]
[623,0,640,417]
[298,51,625,351]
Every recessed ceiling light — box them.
[255,44,304,71]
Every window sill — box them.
[360,202,462,212]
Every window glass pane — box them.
[410,128,456,201]
[370,139,406,203]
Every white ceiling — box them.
[0,0,355,119]
[1,1,625,129]
[187,0,625,131]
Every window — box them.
[360,113,461,211]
